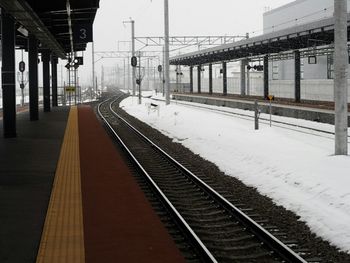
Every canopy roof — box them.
[0,0,99,58]
[170,15,350,66]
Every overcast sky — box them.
[79,0,294,85]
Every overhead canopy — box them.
[170,14,350,66]
[0,0,99,59]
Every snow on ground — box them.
[119,93,350,253]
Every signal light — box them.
[131,56,137,67]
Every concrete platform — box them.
[1,105,185,263]
[0,107,69,263]
[173,93,350,126]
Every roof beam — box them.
[0,0,66,58]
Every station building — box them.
[263,0,350,101]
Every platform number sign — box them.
[73,24,93,43]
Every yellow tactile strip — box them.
[36,106,85,263]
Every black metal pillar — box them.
[51,56,58,107]
[1,12,16,138]
[42,49,51,112]
[209,64,213,94]
[189,66,193,93]
[197,65,201,93]
[222,62,227,95]
[263,55,269,99]
[294,50,301,103]
[240,59,247,96]
[28,34,39,121]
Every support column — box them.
[1,12,16,138]
[263,55,269,99]
[42,49,51,112]
[334,0,348,155]
[28,34,39,121]
[209,64,213,94]
[294,50,301,103]
[51,56,58,107]
[189,66,193,93]
[240,59,247,96]
[222,62,227,96]
[197,65,201,93]
[247,64,251,96]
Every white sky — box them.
[93,0,294,51]
[77,0,294,86]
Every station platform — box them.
[172,93,350,125]
[0,105,185,263]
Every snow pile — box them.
[120,95,350,253]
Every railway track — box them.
[151,97,350,139]
[97,94,317,263]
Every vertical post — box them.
[190,66,193,93]
[153,66,156,93]
[222,61,227,96]
[175,65,179,92]
[1,12,16,137]
[247,64,250,96]
[240,59,247,96]
[162,46,165,96]
[209,64,213,95]
[164,0,170,105]
[92,41,96,99]
[51,56,58,107]
[197,65,201,93]
[264,55,269,99]
[147,58,150,90]
[74,67,77,105]
[28,34,39,121]
[95,77,98,98]
[178,65,182,92]
[294,50,301,103]
[67,65,71,105]
[158,68,162,94]
[127,56,130,93]
[123,59,126,90]
[42,49,51,112]
[63,81,66,106]
[334,0,348,155]
[254,100,259,130]
[131,20,136,96]
[138,52,142,104]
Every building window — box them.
[301,61,304,80]
[272,63,279,80]
[327,55,334,79]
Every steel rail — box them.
[106,95,308,263]
[97,97,218,263]
[152,97,350,139]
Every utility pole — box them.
[162,46,165,96]
[138,51,142,104]
[147,58,150,90]
[127,56,130,93]
[92,41,96,99]
[334,0,348,155]
[132,20,136,96]
[164,0,170,105]
[123,19,136,96]
[123,59,126,91]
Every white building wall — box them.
[263,0,338,81]
[263,0,350,34]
